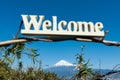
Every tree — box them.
[44,72,60,80]
[0,61,12,80]
[73,45,94,80]
[0,42,40,69]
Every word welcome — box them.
[21,15,104,36]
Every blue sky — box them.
[0,0,120,69]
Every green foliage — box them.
[0,43,60,80]
[0,60,95,80]
[0,62,60,80]
[0,61,13,80]
[0,43,40,66]
[44,72,60,80]
[73,46,94,80]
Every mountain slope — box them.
[45,60,120,80]
[45,66,116,79]
[45,66,76,78]
[45,60,76,78]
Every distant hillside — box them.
[45,66,112,78]
[45,66,76,79]
[45,60,120,80]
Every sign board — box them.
[21,15,105,37]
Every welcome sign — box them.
[21,15,105,37]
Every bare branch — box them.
[76,37,120,47]
[0,37,120,47]
[0,38,52,47]
[14,20,23,39]
[102,40,120,47]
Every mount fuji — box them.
[45,60,115,79]
[45,60,76,78]
[54,60,74,67]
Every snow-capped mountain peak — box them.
[54,60,74,67]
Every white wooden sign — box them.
[21,15,105,37]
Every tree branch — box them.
[0,37,120,47]
[76,37,120,47]
[0,38,52,47]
